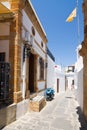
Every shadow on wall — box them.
[76,107,87,130]
[0,103,16,129]
[0,105,7,129]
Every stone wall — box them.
[79,0,87,120]
[10,0,23,103]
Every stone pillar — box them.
[10,1,23,103]
[9,20,16,102]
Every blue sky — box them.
[31,0,84,66]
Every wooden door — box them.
[57,78,59,93]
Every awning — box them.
[0,2,11,14]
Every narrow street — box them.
[2,90,87,130]
[0,0,87,130]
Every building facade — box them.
[65,66,75,90]
[47,48,55,89]
[75,45,83,111]
[54,65,65,93]
[0,0,47,127]
[47,47,65,94]
[79,0,87,120]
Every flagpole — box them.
[76,0,80,45]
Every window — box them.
[39,58,44,80]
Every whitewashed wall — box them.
[66,73,74,90]
[22,10,46,94]
[77,68,83,111]
[58,73,65,92]
[22,10,46,56]
[75,56,83,111]
[47,55,55,88]
[38,82,45,90]
[33,41,46,59]
[54,66,65,93]
[54,65,65,93]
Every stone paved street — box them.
[2,90,87,130]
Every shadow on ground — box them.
[76,107,87,130]
[66,96,73,99]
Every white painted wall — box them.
[21,10,47,96]
[33,41,46,59]
[54,66,65,93]
[65,73,74,90]
[22,10,46,54]
[38,82,45,90]
[75,55,83,111]
[58,73,65,92]
[47,55,55,88]
[77,68,83,111]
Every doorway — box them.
[65,77,68,90]
[57,78,59,93]
[0,52,5,62]
[29,53,35,93]
[0,52,11,106]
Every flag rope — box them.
[76,0,80,45]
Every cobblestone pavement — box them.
[2,90,87,130]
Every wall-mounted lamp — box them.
[23,43,32,62]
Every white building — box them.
[65,66,75,90]
[75,45,83,111]
[47,48,55,89]
[54,65,65,93]
[47,48,65,94]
